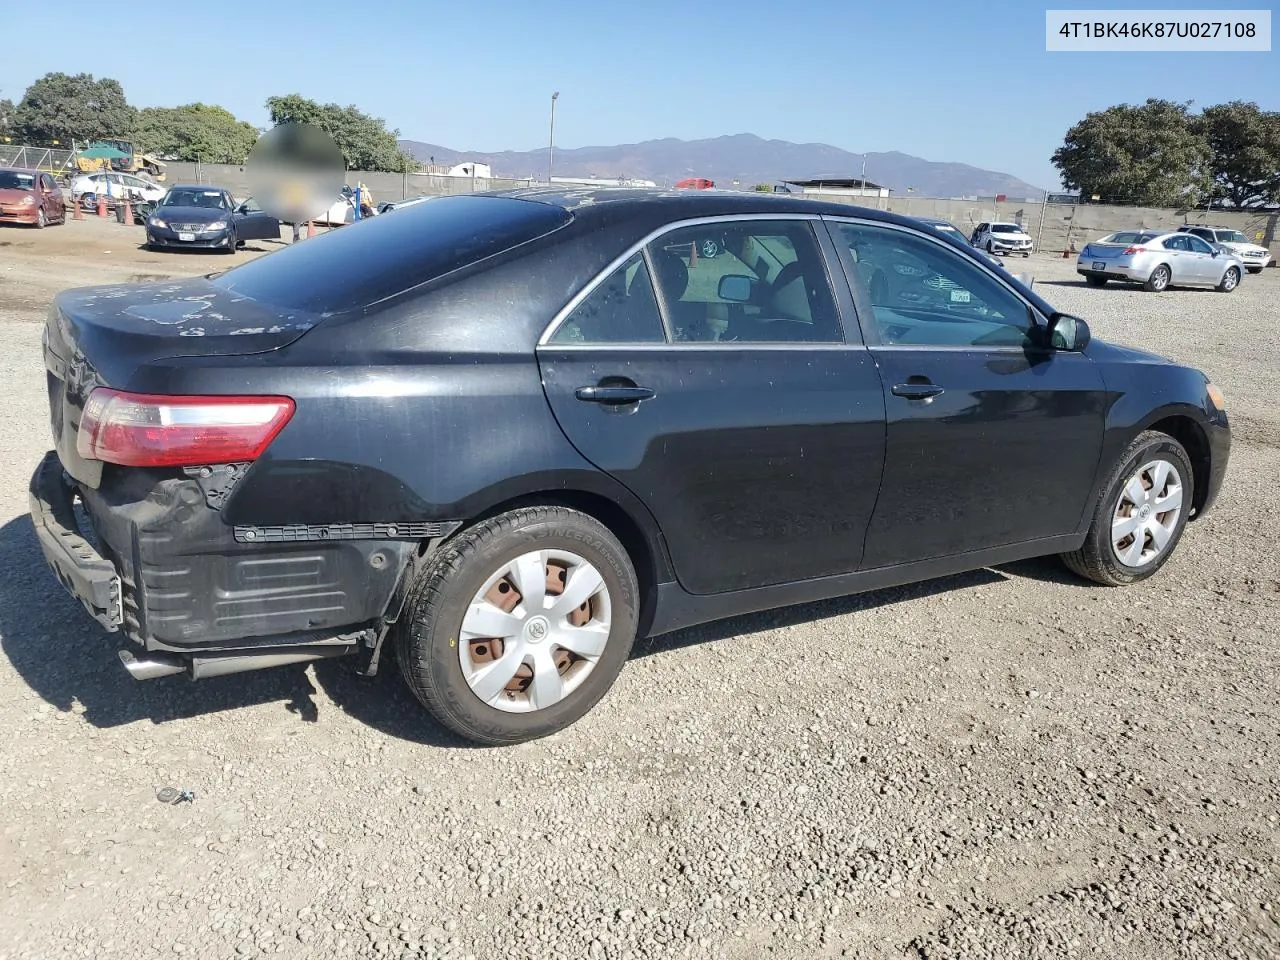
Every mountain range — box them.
[398,133,1046,199]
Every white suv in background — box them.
[971,221,1033,257]
[1176,225,1274,273]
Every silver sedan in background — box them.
[1077,229,1246,293]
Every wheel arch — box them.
[1144,413,1213,518]
[444,484,674,638]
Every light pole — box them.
[548,91,559,185]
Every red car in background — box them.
[674,177,715,189]
[0,168,66,227]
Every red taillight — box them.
[1122,246,1146,255]
[76,389,295,468]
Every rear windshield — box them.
[1102,231,1158,244]
[210,194,572,315]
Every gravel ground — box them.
[0,223,1277,959]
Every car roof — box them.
[483,185,938,233]
[1,167,41,177]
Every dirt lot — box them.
[0,218,1277,960]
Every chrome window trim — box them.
[536,212,829,347]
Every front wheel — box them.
[35,208,47,229]
[1216,266,1240,292]
[1247,267,1264,275]
[396,506,639,745]
[1060,430,1193,586]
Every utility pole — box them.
[548,92,559,185]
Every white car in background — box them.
[69,172,166,205]
[971,221,1034,257]
[1176,225,1273,273]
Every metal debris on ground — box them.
[155,787,196,805]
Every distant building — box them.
[414,161,493,179]
[549,175,658,188]
[782,177,891,199]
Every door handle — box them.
[891,382,945,401]
[575,385,656,404]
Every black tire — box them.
[1085,274,1108,287]
[35,208,46,229]
[1144,264,1171,292]
[1022,252,1030,258]
[222,231,237,254]
[395,506,639,745]
[1216,266,1240,293]
[1060,430,1194,587]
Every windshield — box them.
[0,171,36,190]
[1217,230,1249,244]
[991,224,1023,233]
[161,188,230,209]
[210,194,573,315]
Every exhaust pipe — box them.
[118,649,185,680]
[189,648,352,680]
[118,645,355,682]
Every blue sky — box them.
[2,0,1275,190]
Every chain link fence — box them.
[0,144,75,176]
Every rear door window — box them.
[210,195,572,315]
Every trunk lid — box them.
[44,276,320,488]
[1082,243,1133,260]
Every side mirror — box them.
[717,274,756,303]
[1047,312,1090,351]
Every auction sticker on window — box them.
[1046,10,1270,50]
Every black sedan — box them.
[145,184,280,252]
[31,189,1230,745]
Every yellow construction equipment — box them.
[74,140,168,181]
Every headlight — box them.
[1206,383,1227,412]
[206,221,227,231]
[21,195,35,205]
[150,216,167,228]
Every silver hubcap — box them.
[1152,269,1168,290]
[1111,459,1183,567]
[1224,270,1237,290]
[459,549,611,713]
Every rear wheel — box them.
[1085,274,1108,287]
[396,506,639,745]
[1216,266,1240,292]
[1144,264,1171,292]
[1060,430,1193,586]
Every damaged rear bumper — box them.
[29,450,123,632]
[27,450,425,666]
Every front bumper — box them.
[1197,408,1231,519]
[146,225,235,249]
[990,239,1033,253]
[28,450,414,653]
[0,206,40,225]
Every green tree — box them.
[14,72,136,145]
[1051,99,1211,206]
[0,98,15,139]
[753,183,774,192]
[133,103,260,163]
[1195,101,1280,208]
[265,94,414,172]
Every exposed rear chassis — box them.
[28,450,436,682]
